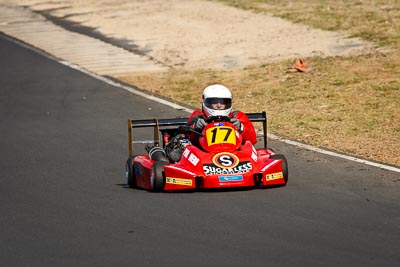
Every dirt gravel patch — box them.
[3,0,373,70]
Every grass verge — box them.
[117,0,400,166]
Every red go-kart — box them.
[125,112,288,191]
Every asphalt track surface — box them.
[1,34,399,267]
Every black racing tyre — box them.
[125,156,136,188]
[151,161,168,192]
[270,154,288,183]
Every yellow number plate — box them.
[205,126,236,146]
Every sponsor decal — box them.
[261,159,279,172]
[182,148,199,166]
[167,165,196,176]
[166,177,193,186]
[203,161,252,176]
[214,122,225,126]
[212,152,239,168]
[182,148,190,158]
[218,175,243,182]
[188,153,200,166]
[266,172,283,181]
[251,146,258,162]
[251,152,258,162]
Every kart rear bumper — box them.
[163,171,286,191]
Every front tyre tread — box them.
[126,156,136,188]
[151,161,168,192]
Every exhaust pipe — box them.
[147,145,168,162]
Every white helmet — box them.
[202,84,232,118]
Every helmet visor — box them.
[204,98,232,110]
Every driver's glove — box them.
[194,116,207,132]
[230,118,244,132]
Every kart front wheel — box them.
[151,161,168,192]
[270,154,288,183]
[126,156,136,188]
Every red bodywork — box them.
[128,114,287,191]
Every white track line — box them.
[267,133,400,173]
[3,33,400,174]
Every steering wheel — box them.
[178,116,231,136]
[178,125,203,136]
[204,115,231,123]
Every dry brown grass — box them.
[117,0,400,166]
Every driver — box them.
[187,84,257,146]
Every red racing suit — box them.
[187,110,257,146]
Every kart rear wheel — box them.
[270,154,288,183]
[151,161,168,192]
[126,156,136,188]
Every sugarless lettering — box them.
[203,162,252,176]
